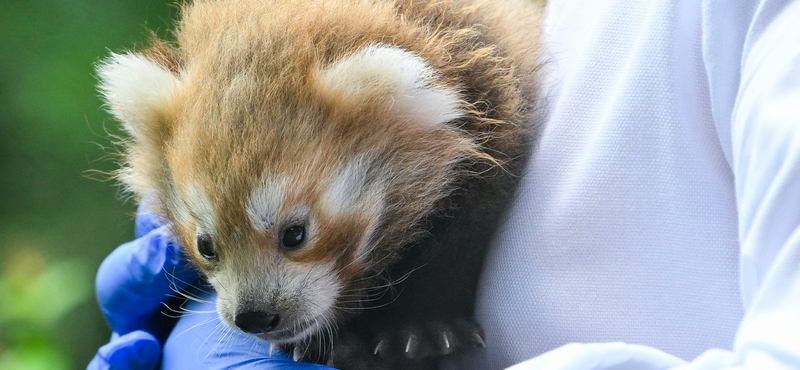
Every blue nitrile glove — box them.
[96,208,197,338]
[88,206,197,370]
[88,331,161,370]
[88,206,335,370]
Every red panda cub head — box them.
[97,15,484,342]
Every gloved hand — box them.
[88,206,334,370]
[87,206,197,370]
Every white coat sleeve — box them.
[711,0,800,368]
[505,0,800,369]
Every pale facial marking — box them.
[282,261,341,326]
[316,43,464,127]
[247,177,288,231]
[355,214,382,263]
[182,182,216,233]
[320,157,386,262]
[320,157,372,214]
[164,180,192,226]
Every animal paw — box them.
[370,317,486,360]
[321,316,486,370]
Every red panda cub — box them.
[98,0,542,368]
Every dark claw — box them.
[404,333,419,359]
[293,344,305,362]
[373,339,386,357]
[471,331,486,348]
[440,331,453,354]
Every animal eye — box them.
[197,235,217,260]
[282,225,305,248]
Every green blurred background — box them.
[0,1,179,369]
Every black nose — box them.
[234,310,280,334]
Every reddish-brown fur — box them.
[102,0,542,367]
[142,0,542,272]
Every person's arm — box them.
[712,0,800,367]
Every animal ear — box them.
[315,43,464,127]
[97,52,180,200]
[97,52,180,146]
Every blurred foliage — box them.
[0,0,178,368]
[0,248,91,370]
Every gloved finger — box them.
[87,331,161,370]
[135,204,167,239]
[96,225,198,335]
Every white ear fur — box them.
[316,43,463,127]
[97,53,179,142]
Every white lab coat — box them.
[450,0,800,369]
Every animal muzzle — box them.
[234,309,281,334]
